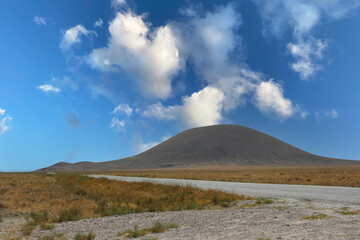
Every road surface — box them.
[89,175,360,205]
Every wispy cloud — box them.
[33,16,47,26]
[109,118,125,131]
[254,0,360,79]
[37,84,61,93]
[0,108,12,134]
[112,104,133,116]
[109,104,133,132]
[60,25,95,51]
[287,38,328,80]
[94,18,103,28]
[315,109,339,121]
[111,0,126,8]
[132,135,170,154]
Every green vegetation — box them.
[118,221,179,238]
[302,214,329,220]
[74,232,95,240]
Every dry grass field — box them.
[0,172,250,236]
[97,166,360,187]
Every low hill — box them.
[40,125,359,171]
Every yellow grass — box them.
[0,173,250,225]
[97,166,360,187]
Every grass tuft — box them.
[337,209,360,215]
[74,232,95,240]
[118,221,179,238]
[302,214,329,220]
[40,223,55,230]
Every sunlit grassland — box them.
[95,166,360,187]
[0,173,250,226]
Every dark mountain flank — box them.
[40,125,359,171]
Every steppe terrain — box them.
[1,171,360,239]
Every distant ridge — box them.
[40,125,359,171]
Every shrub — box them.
[57,207,82,222]
[74,232,95,240]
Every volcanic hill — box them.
[40,125,359,171]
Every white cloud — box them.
[109,117,125,131]
[180,5,242,83]
[255,0,360,39]
[60,25,95,50]
[287,38,328,79]
[140,4,302,126]
[254,0,360,79]
[51,76,79,91]
[37,84,61,93]
[181,86,225,128]
[88,11,181,99]
[315,109,339,121]
[112,0,126,8]
[143,86,225,128]
[112,104,133,116]
[94,18,103,28]
[136,141,159,154]
[33,16,47,26]
[133,135,170,154]
[142,103,178,121]
[0,109,12,134]
[254,81,295,120]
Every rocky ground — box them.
[1,198,359,240]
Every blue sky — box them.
[1,0,360,171]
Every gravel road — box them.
[89,175,360,205]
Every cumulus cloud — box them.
[254,81,295,120]
[140,4,302,126]
[37,84,61,93]
[109,118,125,131]
[64,113,80,129]
[33,16,47,26]
[143,86,225,128]
[94,18,104,28]
[88,11,181,99]
[60,25,95,50]
[287,38,328,79]
[0,109,12,134]
[179,4,242,83]
[254,0,360,79]
[315,109,339,121]
[112,104,133,116]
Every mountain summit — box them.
[41,125,359,171]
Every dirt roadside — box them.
[1,198,359,240]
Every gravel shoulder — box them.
[2,198,360,239]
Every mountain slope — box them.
[40,125,359,171]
